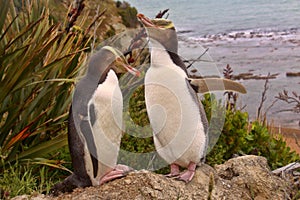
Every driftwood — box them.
[272,162,300,175]
[272,162,300,187]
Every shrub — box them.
[206,98,299,170]
[117,2,139,28]
[206,105,249,165]
[242,121,299,169]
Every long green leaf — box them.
[0,0,10,33]
[0,0,101,167]
[7,133,68,162]
[30,158,72,173]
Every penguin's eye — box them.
[116,57,125,64]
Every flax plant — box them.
[0,0,96,168]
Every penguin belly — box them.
[145,56,207,168]
[88,69,123,185]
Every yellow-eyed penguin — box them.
[51,46,139,195]
[137,13,246,183]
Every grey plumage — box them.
[51,47,138,195]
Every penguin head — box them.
[102,46,140,76]
[113,56,140,77]
[137,13,178,54]
[87,46,140,84]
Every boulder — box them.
[12,155,295,200]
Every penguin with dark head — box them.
[138,13,246,183]
[51,46,139,195]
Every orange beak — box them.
[116,57,140,77]
[123,64,141,77]
[137,13,157,28]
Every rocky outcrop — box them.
[12,155,296,200]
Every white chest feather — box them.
[86,69,123,184]
[145,48,207,167]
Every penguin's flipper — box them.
[188,78,247,94]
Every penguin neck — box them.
[86,48,117,84]
[100,69,118,85]
[167,51,187,74]
[98,67,111,84]
[150,39,187,74]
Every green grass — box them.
[0,160,53,198]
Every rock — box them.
[286,72,300,77]
[232,73,279,80]
[13,156,296,200]
[111,22,127,34]
[11,194,50,200]
[213,155,292,200]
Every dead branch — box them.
[186,48,209,69]
[272,162,300,175]
[276,90,300,114]
[256,74,270,120]
[222,65,238,110]
[85,8,106,35]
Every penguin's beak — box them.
[115,57,140,77]
[137,13,157,28]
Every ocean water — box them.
[127,0,300,37]
[126,0,300,128]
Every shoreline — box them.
[178,30,300,129]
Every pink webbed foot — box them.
[176,162,196,183]
[99,164,133,185]
[165,163,180,177]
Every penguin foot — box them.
[99,164,134,185]
[165,163,180,177]
[176,162,196,183]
